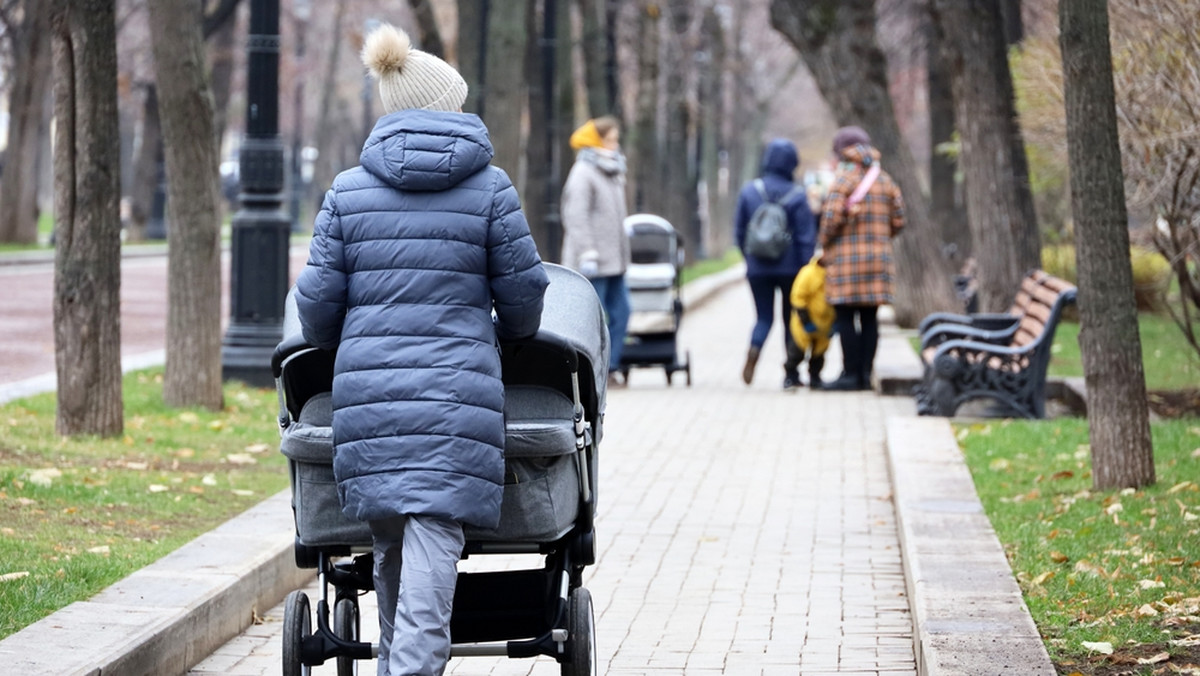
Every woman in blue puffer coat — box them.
[295,23,549,676]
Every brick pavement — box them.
[190,277,919,675]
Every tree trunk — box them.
[663,0,697,262]
[148,0,224,410]
[207,6,239,147]
[770,0,960,326]
[630,1,661,216]
[930,0,1040,313]
[311,0,347,210]
[458,0,488,116]
[406,0,446,58]
[550,0,575,261]
[926,11,968,266]
[699,4,729,257]
[0,1,53,244]
[524,0,551,256]
[51,0,124,437]
[578,0,609,116]
[726,3,752,196]
[1059,0,1154,490]
[483,0,530,185]
[127,85,162,242]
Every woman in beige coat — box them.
[561,116,631,384]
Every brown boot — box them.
[742,346,760,385]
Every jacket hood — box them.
[761,139,799,179]
[360,109,494,191]
[838,143,882,167]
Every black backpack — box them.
[745,179,805,261]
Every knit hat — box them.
[832,125,871,154]
[569,120,605,151]
[362,23,467,113]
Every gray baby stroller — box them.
[271,263,608,675]
[618,213,691,385]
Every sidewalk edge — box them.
[885,416,1056,676]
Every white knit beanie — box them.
[361,23,468,114]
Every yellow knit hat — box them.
[569,120,604,151]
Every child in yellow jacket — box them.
[789,254,836,389]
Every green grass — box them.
[0,369,286,639]
[680,247,742,286]
[958,419,1200,666]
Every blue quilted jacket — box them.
[733,139,817,278]
[295,110,550,529]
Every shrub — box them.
[1039,244,1169,311]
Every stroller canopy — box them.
[537,263,610,412]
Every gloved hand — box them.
[579,250,600,278]
[803,321,818,334]
[796,308,813,329]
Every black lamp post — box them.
[221,0,290,387]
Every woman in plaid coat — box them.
[819,126,905,391]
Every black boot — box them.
[808,355,825,390]
[824,372,862,391]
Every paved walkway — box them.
[191,274,920,676]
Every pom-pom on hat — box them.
[362,23,468,113]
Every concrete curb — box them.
[885,416,1056,675]
[679,261,746,312]
[0,491,310,676]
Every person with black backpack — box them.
[734,138,818,389]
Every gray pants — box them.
[368,515,465,676]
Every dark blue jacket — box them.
[295,110,550,529]
[734,139,817,278]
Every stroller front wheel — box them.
[334,596,360,676]
[283,590,313,676]
[561,587,597,676]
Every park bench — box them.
[913,271,1077,418]
[916,269,1050,357]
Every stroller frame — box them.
[271,265,605,676]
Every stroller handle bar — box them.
[271,328,581,381]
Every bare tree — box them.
[1111,1,1200,357]
[929,0,1040,313]
[50,0,124,437]
[769,0,960,326]
[1059,0,1154,490]
[630,0,661,216]
[0,0,53,244]
[662,0,698,261]
[524,0,552,254]
[148,0,224,409]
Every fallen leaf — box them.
[989,458,1011,471]
[244,443,270,454]
[1136,603,1159,617]
[225,454,257,466]
[1051,551,1070,563]
[1137,651,1169,665]
[28,468,62,487]
[201,474,218,486]
[175,448,195,458]
[0,571,30,582]
[1075,560,1106,577]
[1033,570,1056,585]
[1138,579,1166,590]
[231,489,254,497]
[122,461,148,471]
[208,420,225,431]
[86,546,110,555]
[1081,641,1113,654]
[1169,481,1197,494]
[178,412,200,424]
[1052,470,1075,480]
[1106,502,1123,515]
[147,484,169,493]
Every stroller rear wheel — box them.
[334,597,360,676]
[283,590,313,676]
[561,587,596,676]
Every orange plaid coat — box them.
[819,144,905,306]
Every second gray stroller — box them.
[272,263,608,676]
[618,213,692,385]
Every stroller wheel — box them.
[334,597,360,676]
[283,590,313,676]
[561,587,597,676]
